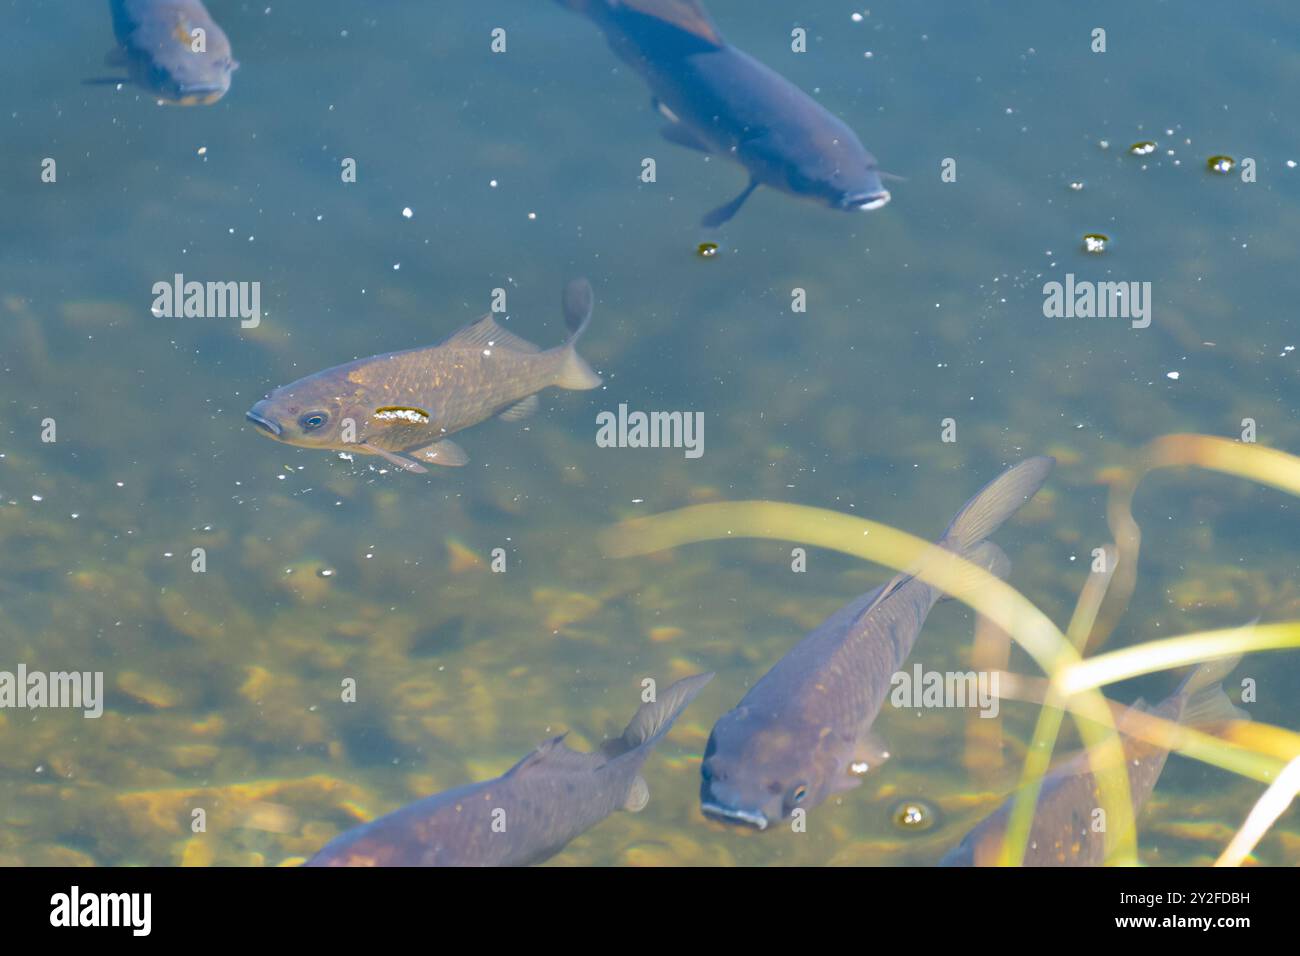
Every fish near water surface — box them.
[92,0,237,105]
[556,0,891,226]
[699,457,1055,831]
[304,672,714,866]
[246,279,602,472]
[939,656,1247,867]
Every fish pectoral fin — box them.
[701,179,759,228]
[623,775,650,813]
[498,394,540,422]
[410,439,469,467]
[660,122,713,154]
[652,96,680,124]
[443,314,541,354]
[362,443,429,474]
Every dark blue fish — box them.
[557,0,891,226]
[90,0,237,105]
[305,673,713,866]
[700,458,1054,831]
[939,656,1246,866]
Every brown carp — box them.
[699,457,1054,830]
[556,0,891,226]
[304,672,714,867]
[90,1,238,105]
[246,279,601,472]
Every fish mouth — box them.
[701,801,769,831]
[846,189,891,211]
[245,410,282,437]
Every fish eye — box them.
[299,411,329,431]
[790,784,809,804]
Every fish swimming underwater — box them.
[699,457,1055,831]
[556,0,892,226]
[90,0,237,105]
[246,279,602,472]
[304,672,714,866]
[938,656,1247,867]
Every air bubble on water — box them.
[402,207,413,219]
[1130,141,1157,156]
[490,179,499,187]
[697,242,719,258]
[1069,181,1084,191]
[527,212,537,220]
[393,263,401,270]
[1206,155,1234,174]
[1166,371,1180,380]
[891,799,938,832]
[1082,233,1109,254]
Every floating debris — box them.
[1082,233,1109,254]
[891,799,938,832]
[1206,155,1235,175]
[697,241,719,258]
[1129,141,1158,156]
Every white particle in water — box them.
[402,207,413,219]
[1166,371,1180,380]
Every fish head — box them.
[699,705,839,831]
[794,136,891,213]
[246,374,357,449]
[139,21,236,105]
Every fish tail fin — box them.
[603,672,713,813]
[619,672,714,752]
[561,277,595,344]
[935,540,1010,602]
[555,277,601,389]
[940,456,1055,555]
[1176,654,1250,728]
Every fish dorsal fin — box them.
[612,0,725,50]
[506,734,599,777]
[443,314,541,354]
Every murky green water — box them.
[1,1,1297,866]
